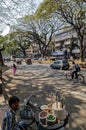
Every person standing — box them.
[12,63,17,76]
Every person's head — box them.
[8,96,20,111]
[13,63,16,67]
[72,61,75,64]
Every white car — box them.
[50,59,69,70]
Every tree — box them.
[0,36,5,65]
[46,38,55,56]
[0,0,37,33]
[0,36,5,80]
[17,16,62,57]
[70,37,79,57]
[1,30,31,57]
[8,30,31,57]
[36,0,86,61]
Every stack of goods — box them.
[39,93,66,126]
[52,102,66,120]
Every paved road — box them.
[0,63,86,130]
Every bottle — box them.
[61,94,65,108]
[51,92,55,104]
[56,92,61,108]
[58,101,61,109]
[55,93,57,108]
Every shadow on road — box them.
[2,68,86,130]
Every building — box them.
[55,26,79,54]
[26,43,40,58]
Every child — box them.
[12,63,17,76]
[2,96,20,130]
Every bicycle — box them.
[65,71,85,83]
[16,95,41,130]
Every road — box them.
[0,62,86,130]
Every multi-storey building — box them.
[55,26,79,51]
[55,26,86,59]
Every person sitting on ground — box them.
[2,96,20,130]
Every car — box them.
[50,59,69,70]
[4,57,11,62]
[33,57,40,60]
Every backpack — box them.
[75,64,81,72]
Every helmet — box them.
[18,121,28,130]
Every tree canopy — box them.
[35,0,86,61]
[16,15,63,57]
[0,0,38,33]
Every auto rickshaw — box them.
[25,58,32,65]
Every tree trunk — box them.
[22,49,27,58]
[80,44,84,62]
[79,36,84,62]
[24,51,26,57]
[38,44,48,57]
[0,50,3,81]
[0,48,4,87]
[41,45,48,57]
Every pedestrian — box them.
[12,63,17,76]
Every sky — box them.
[1,0,43,36]
[1,26,10,36]
[36,0,43,5]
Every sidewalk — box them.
[0,95,8,129]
